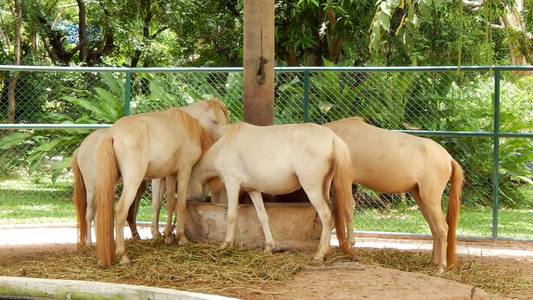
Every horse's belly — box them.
[145,153,181,178]
[241,172,300,195]
[354,163,418,193]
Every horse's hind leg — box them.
[127,180,147,241]
[248,191,275,253]
[412,189,438,263]
[163,176,176,244]
[85,188,96,246]
[415,184,448,273]
[115,176,145,265]
[302,184,333,261]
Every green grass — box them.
[1,178,531,240]
[355,207,533,239]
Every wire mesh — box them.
[0,67,531,241]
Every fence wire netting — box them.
[0,68,531,240]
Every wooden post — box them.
[243,0,274,126]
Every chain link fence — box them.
[0,66,531,241]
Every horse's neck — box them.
[192,148,218,183]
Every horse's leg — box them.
[248,191,275,253]
[127,180,146,241]
[345,195,355,246]
[416,184,448,273]
[151,178,165,240]
[412,188,438,264]
[85,188,96,246]
[221,180,240,249]
[174,166,193,245]
[163,176,176,244]
[302,184,333,261]
[115,177,144,265]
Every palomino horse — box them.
[188,123,355,261]
[96,99,228,267]
[72,129,172,247]
[325,117,463,272]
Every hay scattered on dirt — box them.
[350,248,532,295]
[0,242,530,297]
[0,240,309,297]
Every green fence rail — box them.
[0,65,532,242]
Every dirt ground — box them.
[0,243,531,300]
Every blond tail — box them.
[95,136,119,267]
[331,137,355,256]
[446,159,463,267]
[71,150,87,249]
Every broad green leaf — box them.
[0,132,31,150]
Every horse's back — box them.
[108,108,203,179]
[325,118,452,193]
[214,123,337,195]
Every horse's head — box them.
[182,98,229,136]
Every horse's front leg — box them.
[221,180,240,249]
[163,176,177,243]
[174,166,193,246]
[151,178,165,240]
[248,191,275,253]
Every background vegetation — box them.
[0,0,531,230]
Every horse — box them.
[71,129,175,248]
[95,99,228,267]
[187,122,355,261]
[324,117,463,273]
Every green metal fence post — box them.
[491,69,501,239]
[124,71,132,116]
[303,71,310,122]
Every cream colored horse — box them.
[96,99,228,267]
[71,129,176,247]
[325,117,464,272]
[188,123,355,261]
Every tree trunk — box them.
[243,0,275,126]
[76,0,88,63]
[8,0,22,124]
[130,0,152,67]
[502,5,528,66]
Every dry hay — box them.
[351,248,532,295]
[0,241,310,297]
[0,241,530,298]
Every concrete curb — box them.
[0,276,237,300]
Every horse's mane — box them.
[174,109,216,154]
[345,116,366,123]
[205,98,230,120]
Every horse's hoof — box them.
[164,236,174,244]
[119,256,130,265]
[220,242,232,250]
[264,243,274,254]
[436,266,446,275]
[312,254,325,263]
[177,237,189,246]
[151,231,162,240]
[132,233,141,241]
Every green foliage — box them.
[0,73,125,183]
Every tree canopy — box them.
[0,0,531,67]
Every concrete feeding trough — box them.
[184,202,322,251]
